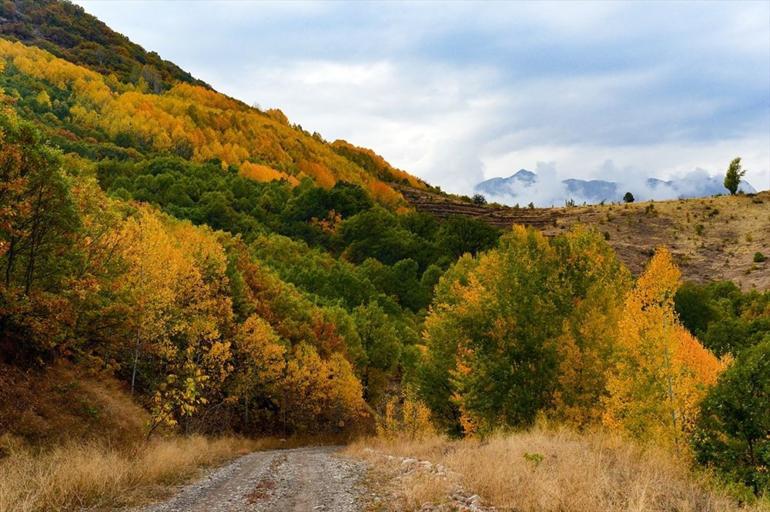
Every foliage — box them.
[0,37,418,206]
[675,280,770,357]
[377,389,435,440]
[603,248,727,448]
[420,226,629,434]
[724,157,746,195]
[623,192,635,203]
[0,111,80,362]
[693,340,770,493]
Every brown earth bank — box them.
[397,186,770,290]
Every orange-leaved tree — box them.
[603,247,727,448]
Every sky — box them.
[74,1,770,196]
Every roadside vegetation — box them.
[0,436,266,512]
[349,428,769,512]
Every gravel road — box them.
[137,446,367,512]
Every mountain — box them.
[475,169,757,206]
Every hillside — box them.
[0,0,208,92]
[0,37,428,206]
[398,185,770,289]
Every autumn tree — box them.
[549,227,631,427]
[113,207,234,433]
[281,343,368,434]
[228,314,287,431]
[420,225,637,434]
[603,248,726,448]
[421,226,566,434]
[0,112,80,361]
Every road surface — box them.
[138,446,366,512]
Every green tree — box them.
[693,340,770,493]
[421,226,566,434]
[623,192,635,203]
[353,301,401,404]
[723,157,746,195]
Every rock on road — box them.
[138,446,367,512]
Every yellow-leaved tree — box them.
[603,247,727,448]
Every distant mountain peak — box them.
[475,169,756,206]
[511,169,537,180]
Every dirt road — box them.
[138,446,366,512]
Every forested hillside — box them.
[0,0,207,91]
[0,12,497,444]
[0,3,768,511]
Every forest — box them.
[0,2,768,510]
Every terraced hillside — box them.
[399,185,770,289]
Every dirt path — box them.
[138,446,367,512]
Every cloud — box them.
[73,1,770,193]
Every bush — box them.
[693,340,770,493]
[754,252,767,263]
[472,194,487,205]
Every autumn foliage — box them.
[0,38,417,203]
[420,227,728,456]
[603,248,727,448]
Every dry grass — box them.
[0,363,148,447]
[402,188,770,290]
[349,427,770,512]
[0,435,276,512]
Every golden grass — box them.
[0,435,275,512]
[349,427,770,512]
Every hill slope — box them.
[399,185,770,289]
[0,36,427,206]
[0,0,207,92]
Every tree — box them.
[353,301,401,403]
[603,248,726,448]
[471,194,486,205]
[693,340,770,493]
[421,226,566,434]
[0,112,81,361]
[724,157,746,195]
[549,227,631,427]
[623,192,635,203]
[435,215,499,260]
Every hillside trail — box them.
[136,446,366,512]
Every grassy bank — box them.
[0,435,276,512]
[348,428,769,512]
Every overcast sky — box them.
[74,1,770,194]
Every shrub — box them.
[693,340,770,493]
[472,194,487,205]
[754,252,767,263]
